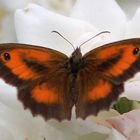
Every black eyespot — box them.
[3,53,11,61]
[133,47,139,55]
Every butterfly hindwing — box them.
[0,43,73,121]
[76,39,140,118]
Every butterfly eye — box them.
[133,47,140,55]
[2,53,11,61]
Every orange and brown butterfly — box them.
[0,32,140,121]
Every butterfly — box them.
[0,34,140,121]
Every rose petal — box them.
[48,117,111,136]
[76,31,111,54]
[107,128,127,140]
[0,124,14,140]
[116,0,140,19]
[44,0,75,15]
[133,73,140,81]
[78,132,108,140]
[0,104,48,140]
[123,81,140,101]
[15,3,97,56]
[0,79,23,110]
[71,0,126,40]
[0,15,17,42]
[0,0,27,12]
[125,8,140,38]
[107,109,140,140]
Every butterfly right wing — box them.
[75,39,140,119]
[0,43,73,121]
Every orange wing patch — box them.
[1,49,51,80]
[97,46,119,59]
[106,45,137,76]
[24,49,51,61]
[32,85,59,104]
[96,44,138,77]
[87,80,112,101]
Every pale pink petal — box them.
[107,109,140,140]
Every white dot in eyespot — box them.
[3,53,11,61]
[133,47,139,55]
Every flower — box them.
[1,0,140,140]
[107,109,140,140]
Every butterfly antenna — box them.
[51,30,75,50]
[78,31,110,48]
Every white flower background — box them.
[0,0,140,140]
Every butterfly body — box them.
[0,39,140,121]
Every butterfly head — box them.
[66,47,85,74]
[71,47,82,63]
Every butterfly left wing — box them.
[0,43,73,121]
[76,39,140,119]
